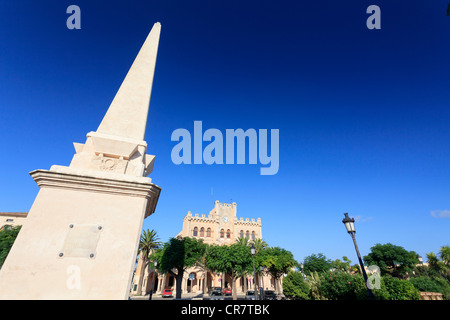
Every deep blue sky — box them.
[1,1,449,264]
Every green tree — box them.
[235,236,250,247]
[426,248,450,285]
[363,243,419,278]
[350,264,361,274]
[249,238,268,291]
[303,253,332,274]
[196,243,213,294]
[282,271,310,300]
[331,256,352,272]
[258,247,297,293]
[0,225,21,269]
[151,236,206,299]
[136,229,161,295]
[426,252,441,272]
[425,251,449,280]
[250,238,268,252]
[206,243,253,300]
[439,245,450,270]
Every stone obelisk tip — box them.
[96,23,161,141]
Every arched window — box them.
[200,227,204,237]
[240,230,244,238]
[220,229,224,238]
[226,229,231,239]
[245,231,249,239]
[207,228,211,237]
[251,231,255,240]
[193,227,198,237]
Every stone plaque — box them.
[59,224,103,259]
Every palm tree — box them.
[250,238,268,253]
[236,236,268,252]
[439,245,450,268]
[196,244,212,294]
[136,229,161,295]
[438,246,450,284]
[235,237,269,293]
[250,238,268,292]
[236,236,249,247]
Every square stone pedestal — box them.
[0,167,160,299]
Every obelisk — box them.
[0,23,162,299]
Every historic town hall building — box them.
[131,201,281,296]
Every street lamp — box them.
[259,266,264,300]
[149,260,157,300]
[342,213,375,300]
[250,245,258,300]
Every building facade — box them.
[0,212,28,231]
[131,201,281,296]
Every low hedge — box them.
[283,270,426,300]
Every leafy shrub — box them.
[410,276,450,300]
[355,274,390,300]
[383,276,421,300]
[306,271,327,300]
[293,270,424,300]
[433,277,450,300]
[409,276,442,293]
[317,271,389,300]
[318,271,359,300]
[282,271,310,300]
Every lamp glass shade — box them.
[344,221,355,233]
[342,213,356,233]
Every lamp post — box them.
[149,260,157,300]
[250,245,258,300]
[259,266,264,300]
[342,213,375,300]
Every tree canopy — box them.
[363,243,419,278]
[303,253,332,274]
[150,236,206,299]
[0,225,21,269]
[206,243,253,300]
[426,245,450,280]
[258,246,297,280]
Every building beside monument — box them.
[131,201,282,296]
[0,212,28,231]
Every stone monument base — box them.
[0,166,160,299]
